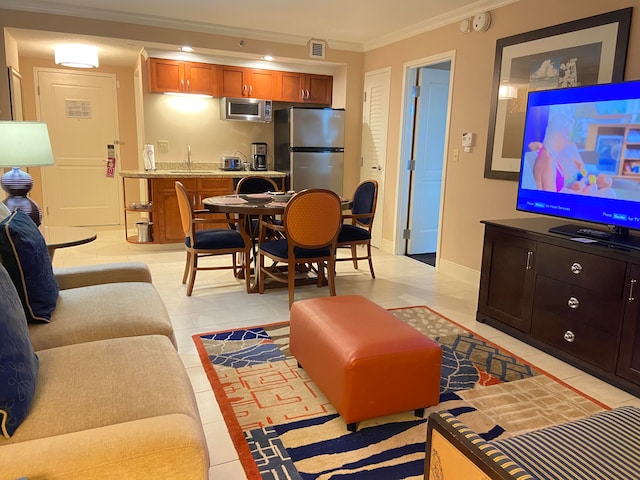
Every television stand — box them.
[477,217,640,397]
[549,223,640,252]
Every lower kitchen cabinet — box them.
[477,218,640,396]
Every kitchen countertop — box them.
[120,169,287,179]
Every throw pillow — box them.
[0,202,10,222]
[0,263,39,438]
[0,210,58,322]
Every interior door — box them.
[360,68,390,249]
[408,67,450,254]
[36,68,121,226]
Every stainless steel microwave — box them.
[220,97,272,123]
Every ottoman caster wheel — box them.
[347,422,359,432]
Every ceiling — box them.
[4,0,518,67]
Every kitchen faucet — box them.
[186,144,192,170]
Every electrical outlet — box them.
[452,149,460,162]
[157,140,169,153]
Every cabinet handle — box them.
[243,85,248,96]
[563,330,576,343]
[186,79,190,91]
[301,89,305,99]
[180,79,185,90]
[249,85,253,96]
[571,262,582,274]
[525,251,534,270]
[306,89,310,99]
[567,296,580,309]
[630,279,638,302]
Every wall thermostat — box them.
[472,12,492,32]
[462,132,475,152]
[459,18,471,34]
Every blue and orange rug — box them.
[193,306,606,480]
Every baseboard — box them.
[437,258,480,288]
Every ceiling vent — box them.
[309,40,326,59]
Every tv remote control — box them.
[577,228,611,239]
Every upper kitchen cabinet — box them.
[218,66,275,99]
[276,72,333,105]
[148,58,217,95]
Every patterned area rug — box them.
[193,306,607,480]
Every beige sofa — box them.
[0,262,210,479]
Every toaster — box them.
[221,156,243,171]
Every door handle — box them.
[370,165,382,171]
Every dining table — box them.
[202,192,351,293]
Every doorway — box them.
[35,68,122,227]
[396,53,454,268]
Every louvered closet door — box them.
[360,68,390,249]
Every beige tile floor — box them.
[52,226,640,479]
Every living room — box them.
[1,0,640,478]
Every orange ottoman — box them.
[289,295,442,431]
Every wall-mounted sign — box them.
[65,99,91,119]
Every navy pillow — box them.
[0,210,58,322]
[0,263,39,437]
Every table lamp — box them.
[0,121,55,225]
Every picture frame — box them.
[484,8,632,180]
[8,67,24,121]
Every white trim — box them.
[437,258,480,288]
[394,50,457,275]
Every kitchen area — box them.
[121,57,345,245]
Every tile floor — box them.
[52,226,640,479]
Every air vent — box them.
[309,40,326,59]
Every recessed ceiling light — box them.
[263,55,275,61]
[54,44,99,68]
[180,46,194,52]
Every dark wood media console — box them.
[477,217,640,396]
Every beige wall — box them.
[364,0,640,273]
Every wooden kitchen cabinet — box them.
[617,264,640,384]
[148,58,217,95]
[477,218,640,396]
[218,66,275,99]
[275,72,332,105]
[150,177,234,244]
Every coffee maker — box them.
[251,142,268,171]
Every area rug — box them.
[193,306,608,480]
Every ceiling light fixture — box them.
[180,46,194,52]
[263,55,275,61]
[54,44,99,68]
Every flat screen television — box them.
[515,79,640,250]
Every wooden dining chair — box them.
[336,179,378,278]
[175,181,250,295]
[258,189,342,308]
[236,176,279,194]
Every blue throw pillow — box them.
[0,263,39,437]
[0,210,58,322]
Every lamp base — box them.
[1,168,42,226]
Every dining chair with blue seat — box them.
[336,179,378,278]
[175,181,250,296]
[258,189,342,308]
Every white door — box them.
[36,68,121,226]
[408,67,450,254]
[360,68,390,248]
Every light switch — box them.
[452,149,460,162]
[157,140,169,153]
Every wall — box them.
[0,8,365,203]
[364,0,640,275]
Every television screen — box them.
[516,80,640,242]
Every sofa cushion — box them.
[1,335,199,445]
[28,282,176,351]
[0,263,39,438]
[0,210,58,322]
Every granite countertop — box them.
[120,168,287,179]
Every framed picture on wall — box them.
[484,8,632,180]
[8,67,24,121]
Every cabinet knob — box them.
[567,296,580,309]
[563,330,576,343]
[571,262,582,274]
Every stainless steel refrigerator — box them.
[274,107,345,195]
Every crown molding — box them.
[1,0,363,52]
[363,0,520,51]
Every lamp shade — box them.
[54,44,99,68]
[0,122,55,167]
